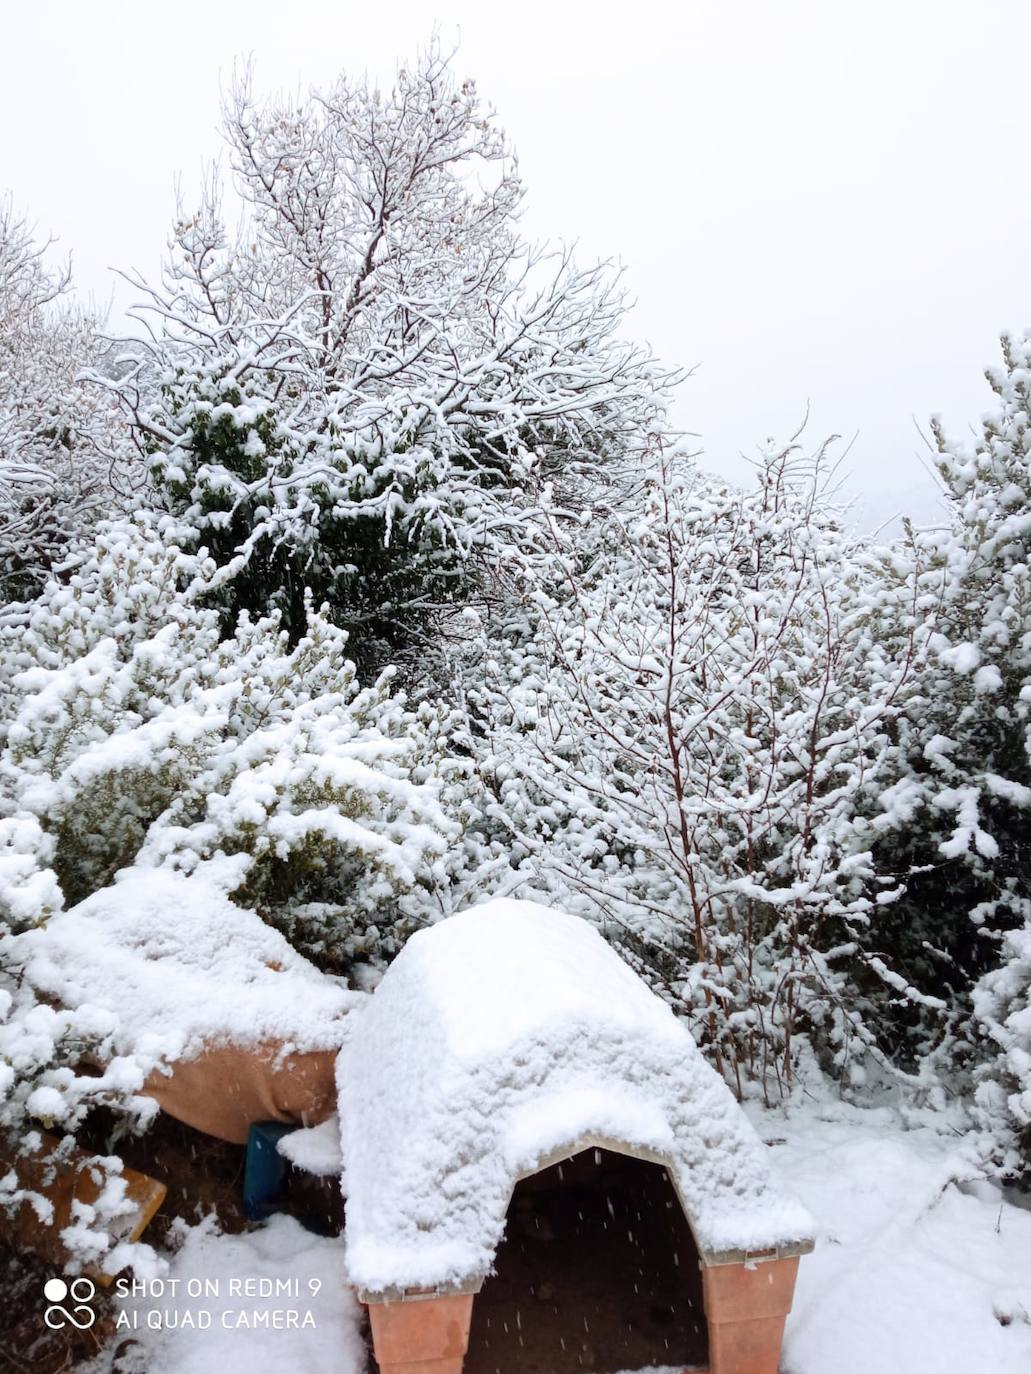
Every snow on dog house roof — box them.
[337,899,815,1298]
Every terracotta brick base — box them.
[367,1292,474,1374]
[366,1255,798,1374]
[702,1255,800,1374]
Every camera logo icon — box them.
[43,1277,96,1330]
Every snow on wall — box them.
[17,864,360,1070]
[337,898,814,1295]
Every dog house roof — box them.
[337,899,815,1298]
[21,866,358,1066]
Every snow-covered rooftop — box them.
[337,898,815,1297]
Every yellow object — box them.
[1,1132,166,1286]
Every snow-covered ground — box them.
[85,1214,366,1374]
[763,1097,1031,1374]
[87,1097,1031,1374]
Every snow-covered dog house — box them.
[21,868,358,1144]
[338,900,815,1374]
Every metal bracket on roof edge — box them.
[358,1278,485,1305]
[703,1238,816,1268]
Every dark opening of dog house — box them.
[337,900,815,1374]
[466,1145,707,1374]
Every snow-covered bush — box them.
[112,44,670,673]
[0,514,457,966]
[0,814,162,1274]
[469,442,934,1096]
[0,196,136,602]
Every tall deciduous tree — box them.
[470,441,934,1096]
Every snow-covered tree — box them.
[469,441,934,1096]
[0,196,135,602]
[111,44,671,671]
[866,332,1031,1172]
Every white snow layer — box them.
[101,1214,366,1374]
[17,866,359,1067]
[760,1097,1031,1374]
[337,898,814,1295]
[279,1114,345,1177]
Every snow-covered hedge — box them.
[861,333,1031,1173]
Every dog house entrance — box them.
[465,1147,708,1374]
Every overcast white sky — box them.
[4,0,1031,529]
